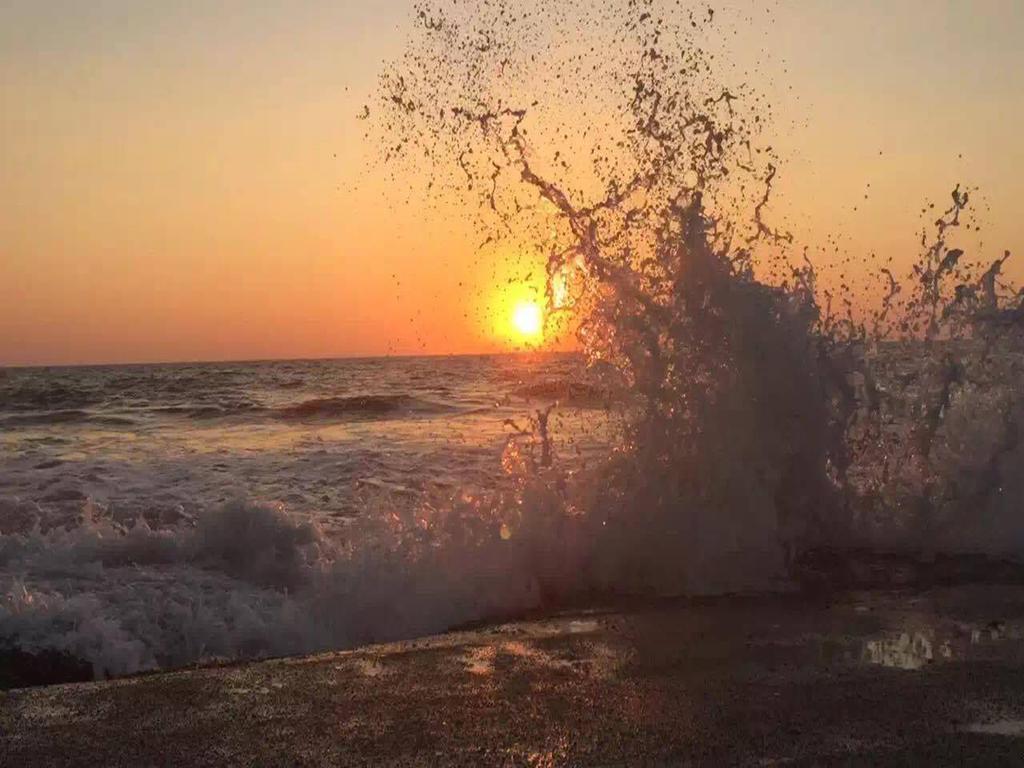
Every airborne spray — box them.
[373,0,1024,591]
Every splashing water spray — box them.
[373,0,1024,594]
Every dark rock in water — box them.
[0,647,93,690]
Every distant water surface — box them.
[0,354,606,530]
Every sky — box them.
[1,0,1022,365]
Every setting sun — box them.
[512,301,543,339]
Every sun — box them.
[512,301,543,339]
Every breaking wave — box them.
[0,498,543,678]
[3,0,1023,682]
[371,0,1023,589]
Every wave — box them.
[512,380,616,407]
[0,383,102,413]
[274,394,453,421]
[0,499,542,679]
[374,0,1024,586]
[0,411,138,428]
[0,394,455,427]
[148,404,263,420]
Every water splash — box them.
[3,0,1023,681]
[374,0,1024,589]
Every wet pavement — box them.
[3,586,1024,765]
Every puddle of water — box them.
[510,617,600,639]
[962,719,1024,736]
[859,619,1022,671]
[863,632,952,670]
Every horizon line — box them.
[0,348,578,371]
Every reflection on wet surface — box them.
[963,719,1024,736]
[566,619,599,634]
[462,646,496,676]
[863,632,952,670]
[457,617,623,679]
[859,615,1023,671]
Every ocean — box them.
[3,341,1021,682]
[0,354,616,677]
[0,354,604,527]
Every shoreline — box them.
[4,585,1024,765]
[6,547,1023,692]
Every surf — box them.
[2,0,1022,683]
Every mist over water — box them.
[3,0,1023,680]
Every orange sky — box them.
[1,1,1021,365]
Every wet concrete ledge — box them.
[2,586,1024,766]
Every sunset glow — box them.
[0,1,1021,368]
[512,301,543,340]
